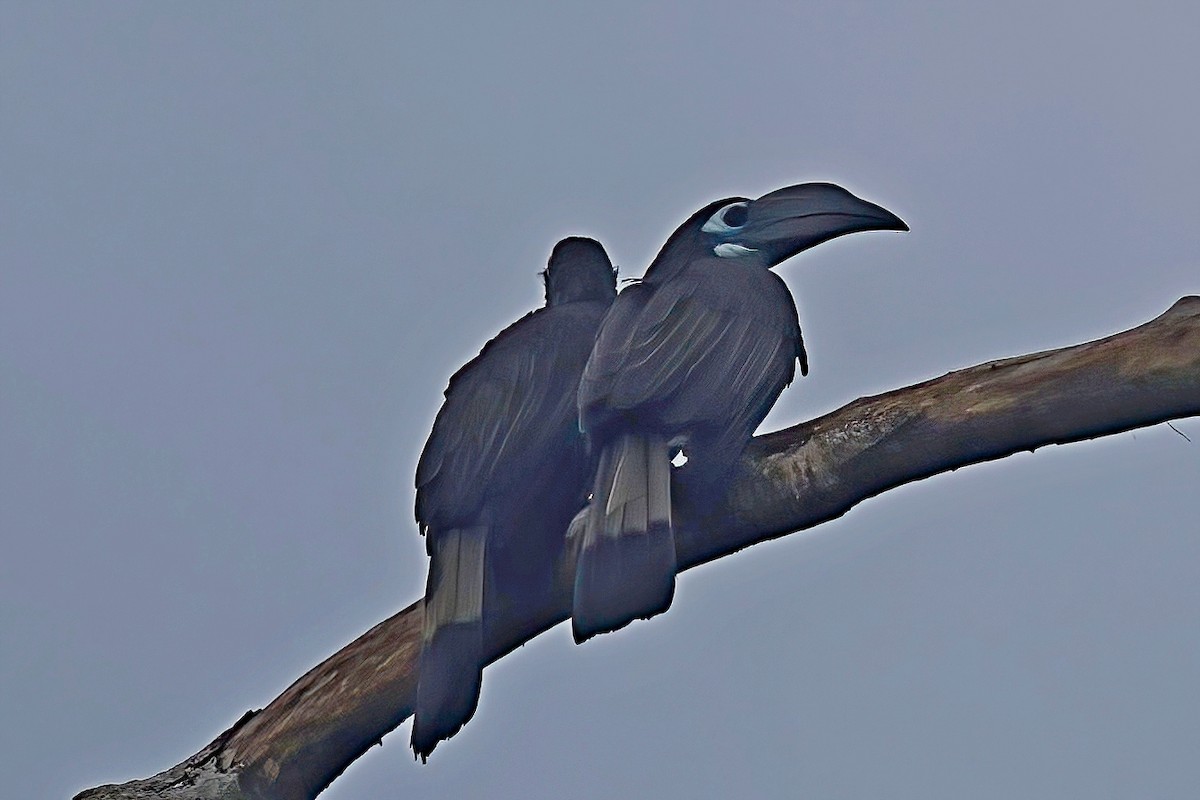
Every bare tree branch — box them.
[76,296,1200,800]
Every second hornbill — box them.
[413,237,616,759]
[572,182,907,643]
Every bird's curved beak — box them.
[740,182,908,266]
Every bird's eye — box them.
[701,201,750,235]
[722,204,749,227]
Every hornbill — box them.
[413,237,616,759]
[572,183,907,643]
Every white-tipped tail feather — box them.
[572,434,676,642]
[412,526,486,761]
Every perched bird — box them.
[412,237,617,759]
[572,182,907,643]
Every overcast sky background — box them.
[3,4,1199,799]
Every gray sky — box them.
[3,4,1199,798]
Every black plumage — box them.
[412,237,616,759]
[572,183,907,643]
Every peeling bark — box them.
[76,297,1200,800]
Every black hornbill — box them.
[412,237,616,759]
[571,183,907,643]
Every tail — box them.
[412,525,486,761]
[572,434,676,643]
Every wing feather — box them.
[579,262,802,439]
[416,303,604,531]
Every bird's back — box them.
[416,298,611,534]
[579,258,803,454]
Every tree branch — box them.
[76,297,1200,800]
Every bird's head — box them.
[644,182,907,281]
[702,182,908,267]
[543,236,618,306]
